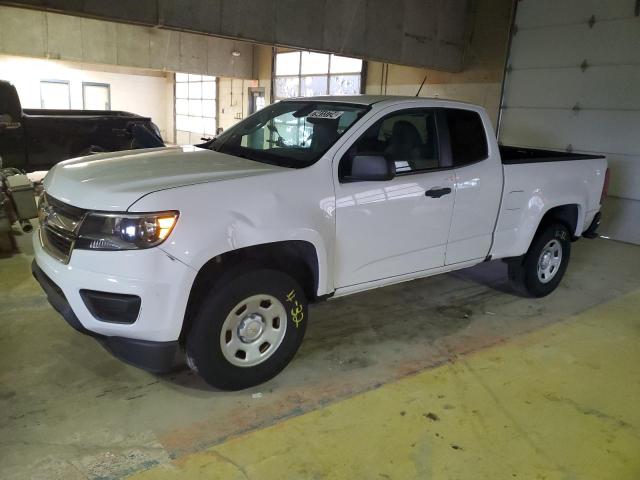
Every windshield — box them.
[208,101,369,168]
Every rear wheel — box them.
[186,267,308,390]
[508,223,571,297]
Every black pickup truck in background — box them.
[0,80,164,172]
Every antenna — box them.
[416,75,427,97]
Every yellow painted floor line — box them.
[129,290,640,480]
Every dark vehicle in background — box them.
[0,80,164,172]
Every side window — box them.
[341,109,440,176]
[444,109,488,166]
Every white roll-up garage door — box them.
[498,0,640,243]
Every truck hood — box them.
[43,146,286,211]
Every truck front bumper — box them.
[32,228,197,372]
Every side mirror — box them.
[342,154,395,182]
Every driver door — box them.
[333,107,456,288]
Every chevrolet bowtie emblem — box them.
[42,206,77,233]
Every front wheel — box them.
[508,223,571,297]
[186,267,308,390]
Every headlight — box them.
[76,211,179,250]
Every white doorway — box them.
[40,80,70,109]
[82,82,110,110]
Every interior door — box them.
[83,83,111,110]
[333,107,456,288]
[40,80,70,109]
[248,88,266,115]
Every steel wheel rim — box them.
[220,294,287,367]
[537,239,563,284]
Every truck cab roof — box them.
[284,94,480,109]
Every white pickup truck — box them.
[32,96,608,390]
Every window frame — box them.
[339,107,455,182]
[274,51,363,100]
[82,82,111,110]
[39,79,70,109]
[442,107,489,168]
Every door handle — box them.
[425,187,452,198]
[0,121,21,131]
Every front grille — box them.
[39,194,86,264]
[42,227,74,262]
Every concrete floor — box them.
[130,289,640,480]
[1,232,639,479]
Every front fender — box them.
[129,165,336,296]
[179,229,331,297]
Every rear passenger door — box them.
[333,107,456,288]
[443,108,503,265]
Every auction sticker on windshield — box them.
[307,110,344,120]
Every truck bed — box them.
[499,145,604,165]
[23,108,149,120]
[491,149,607,260]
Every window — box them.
[210,101,368,168]
[274,51,363,100]
[175,73,217,144]
[82,82,110,110]
[342,109,440,176]
[40,80,70,109]
[444,109,488,166]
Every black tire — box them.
[186,267,308,390]
[508,223,571,298]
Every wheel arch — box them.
[179,240,322,344]
[536,204,581,240]
[502,203,582,265]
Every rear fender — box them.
[492,192,586,259]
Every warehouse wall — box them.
[254,45,274,105]
[217,78,252,131]
[498,0,640,244]
[365,0,512,128]
[0,5,254,79]
[164,74,175,143]
[216,45,274,131]
[0,54,173,141]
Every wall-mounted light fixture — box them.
[231,50,241,57]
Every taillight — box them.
[601,168,610,204]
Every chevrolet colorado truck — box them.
[31,96,608,390]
